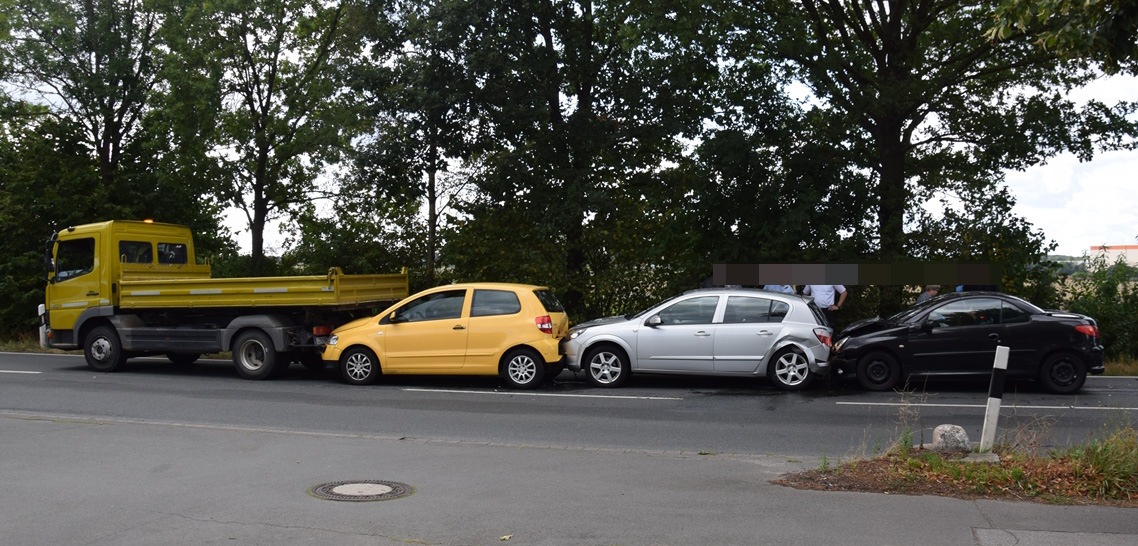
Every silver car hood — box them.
[574,315,633,329]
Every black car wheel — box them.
[340,347,381,385]
[501,348,545,389]
[1039,352,1086,394]
[584,344,629,387]
[769,348,814,391]
[857,351,900,391]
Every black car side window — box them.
[928,298,1002,328]
[1001,302,1030,324]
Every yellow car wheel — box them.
[341,347,381,386]
[501,348,545,389]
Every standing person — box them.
[803,284,846,327]
[764,284,795,294]
[916,285,940,304]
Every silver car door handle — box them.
[694,331,710,337]
[757,330,774,336]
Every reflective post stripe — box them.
[979,346,1009,452]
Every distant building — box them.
[1090,245,1138,266]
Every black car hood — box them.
[838,316,904,338]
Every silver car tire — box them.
[585,345,629,388]
[340,347,381,386]
[769,348,814,391]
[501,348,546,389]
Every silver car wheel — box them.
[774,352,807,384]
[508,353,538,385]
[344,352,373,382]
[770,350,814,391]
[589,351,623,385]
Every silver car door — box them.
[635,295,719,372]
[714,296,785,373]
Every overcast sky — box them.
[1004,74,1138,257]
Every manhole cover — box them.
[308,480,414,502]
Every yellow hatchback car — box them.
[322,283,570,388]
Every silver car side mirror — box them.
[646,315,662,327]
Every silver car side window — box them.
[656,296,718,325]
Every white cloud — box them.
[1005,73,1138,257]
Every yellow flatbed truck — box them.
[38,220,408,379]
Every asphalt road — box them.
[2,352,1135,456]
[3,352,1137,545]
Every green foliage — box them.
[990,0,1138,74]
[194,0,367,272]
[1061,252,1138,360]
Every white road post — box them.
[979,345,1010,452]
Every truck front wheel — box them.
[84,325,127,372]
[233,330,279,380]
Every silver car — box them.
[562,287,833,390]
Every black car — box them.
[831,292,1104,394]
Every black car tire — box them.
[584,344,630,388]
[166,352,201,366]
[769,348,814,391]
[340,346,381,385]
[501,348,545,389]
[857,351,901,391]
[84,325,128,372]
[1039,352,1086,394]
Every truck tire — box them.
[232,330,279,380]
[84,325,128,372]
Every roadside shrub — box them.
[1060,253,1138,361]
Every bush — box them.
[1060,253,1138,361]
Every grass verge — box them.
[778,409,1138,507]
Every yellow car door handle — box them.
[453,325,466,330]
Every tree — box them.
[203,0,362,273]
[346,0,478,285]
[438,0,726,318]
[753,0,1138,313]
[3,0,162,187]
[990,0,1138,73]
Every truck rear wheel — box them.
[84,325,127,372]
[233,330,279,380]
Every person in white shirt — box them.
[803,284,846,326]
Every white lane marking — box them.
[0,370,42,374]
[402,388,682,401]
[837,401,1138,411]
